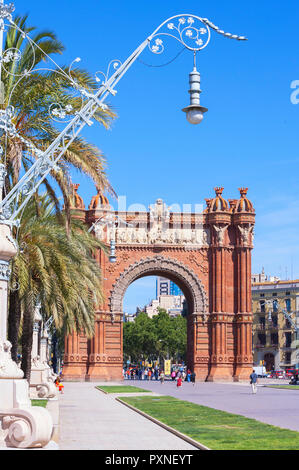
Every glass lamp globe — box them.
[182,104,208,125]
[186,108,204,125]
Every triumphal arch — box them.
[62,186,255,382]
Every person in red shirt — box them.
[177,377,182,388]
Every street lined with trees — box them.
[123,308,187,366]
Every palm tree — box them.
[8,193,106,380]
[1,14,115,213]
[1,14,115,378]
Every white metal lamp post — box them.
[0,3,247,448]
[182,62,208,124]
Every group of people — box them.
[124,366,163,381]
[171,369,196,388]
[123,365,196,386]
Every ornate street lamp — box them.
[147,15,247,125]
[182,61,208,125]
[0,3,247,448]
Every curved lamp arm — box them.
[0,10,247,225]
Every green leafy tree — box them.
[123,308,187,366]
[123,312,157,363]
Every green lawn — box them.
[266,385,299,390]
[31,399,48,407]
[120,395,299,450]
[96,385,150,394]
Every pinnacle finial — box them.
[238,187,248,198]
[214,187,224,197]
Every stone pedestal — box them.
[29,306,58,399]
[0,224,53,448]
[30,357,57,399]
[0,341,53,448]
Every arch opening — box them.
[109,256,208,316]
[123,275,188,372]
[109,255,209,378]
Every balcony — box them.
[255,343,278,350]
[281,343,296,350]
[255,324,266,331]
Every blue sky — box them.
[17,0,299,312]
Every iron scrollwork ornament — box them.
[148,14,247,55]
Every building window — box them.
[285,352,292,364]
[259,316,265,329]
[271,315,278,327]
[286,292,291,296]
[285,298,291,312]
[257,333,266,346]
[260,293,265,298]
[271,333,278,345]
[273,300,278,312]
[285,332,292,348]
[260,300,265,313]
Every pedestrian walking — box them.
[250,369,258,394]
[55,377,64,394]
[187,369,191,383]
[191,371,196,386]
[176,376,182,388]
[171,370,176,381]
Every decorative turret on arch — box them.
[109,255,208,314]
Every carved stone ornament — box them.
[0,404,53,448]
[98,201,210,247]
[149,198,170,225]
[238,224,254,246]
[0,260,10,281]
[213,224,228,247]
[36,382,57,399]
[30,355,58,400]
[109,255,208,314]
[0,340,23,379]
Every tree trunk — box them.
[7,289,21,363]
[21,299,34,382]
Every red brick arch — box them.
[62,190,255,383]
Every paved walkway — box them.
[134,379,299,432]
[58,382,198,450]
